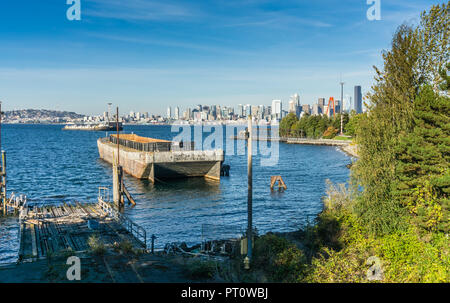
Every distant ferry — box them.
[63,122,123,131]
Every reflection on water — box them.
[0,124,351,263]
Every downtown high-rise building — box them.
[312,104,322,116]
[301,104,311,115]
[271,100,282,120]
[237,104,244,117]
[167,106,172,119]
[174,106,180,120]
[288,93,301,117]
[354,86,362,114]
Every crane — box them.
[325,97,336,117]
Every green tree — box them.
[395,85,450,232]
[353,24,421,235]
[279,113,298,136]
[353,3,449,235]
[344,112,365,137]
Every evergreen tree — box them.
[353,3,449,235]
[394,84,450,232]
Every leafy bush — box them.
[322,126,338,139]
[88,234,106,256]
[376,230,449,282]
[185,260,217,280]
[252,234,306,282]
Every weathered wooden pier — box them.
[17,188,146,262]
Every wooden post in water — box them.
[116,107,120,167]
[247,115,253,261]
[113,106,124,212]
[113,153,120,210]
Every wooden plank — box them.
[30,224,38,259]
[76,202,91,217]
[18,223,26,259]
[63,202,73,215]
[122,185,136,206]
[35,222,44,257]
[50,207,58,218]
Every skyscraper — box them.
[288,99,297,113]
[167,106,172,119]
[289,93,301,117]
[312,104,322,116]
[237,104,244,117]
[301,104,311,115]
[354,86,362,114]
[174,106,180,120]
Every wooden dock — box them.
[18,197,147,262]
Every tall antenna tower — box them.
[340,78,345,135]
[107,102,112,123]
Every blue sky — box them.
[0,0,445,115]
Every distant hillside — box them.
[4,109,86,123]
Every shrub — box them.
[88,234,106,256]
[185,260,217,280]
[252,234,306,282]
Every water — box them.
[0,124,351,263]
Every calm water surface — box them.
[0,124,351,263]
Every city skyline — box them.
[0,0,444,116]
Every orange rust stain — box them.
[111,134,171,143]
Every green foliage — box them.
[241,3,450,283]
[376,229,449,282]
[185,260,217,280]
[279,113,298,136]
[406,180,445,231]
[88,234,106,256]
[322,126,338,139]
[113,239,136,255]
[394,85,450,232]
[438,62,450,91]
[417,3,450,89]
[279,113,347,139]
[275,246,306,282]
[353,24,420,235]
[353,3,450,235]
[344,111,365,137]
[305,185,449,283]
[306,210,450,283]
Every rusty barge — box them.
[97,134,224,183]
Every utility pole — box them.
[116,106,120,166]
[340,80,345,135]
[113,106,123,212]
[247,115,253,262]
[0,101,2,156]
[0,101,3,215]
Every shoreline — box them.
[339,144,359,158]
